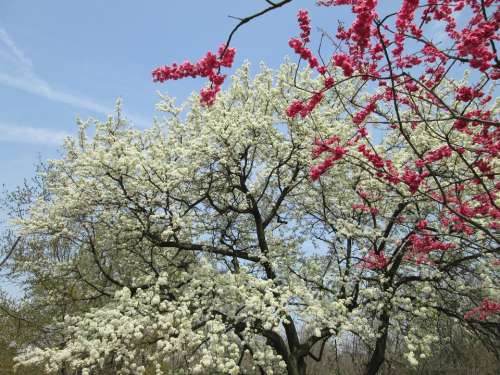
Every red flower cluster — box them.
[312,135,341,158]
[359,250,389,270]
[348,0,378,55]
[456,86,484,102]
[352,94,381,124]
[421,0,500,73]
[152,44,235,105]
[436,183,500,232]
[457,20,499,71]
[328,0,377,57]
[332,53,354,77]
[406,232,455,264]
[464,298,500,321]
[401,167,429,194]
[286,10,343,118]
[416,219,428,230]
[297,9,311,43]
[317,0,356,5]
[286,92,324,118]
[415,145,453,168]
[288,10,323,70]
[393,0,420,60]
[357,144,384,169]
[310,143,347,181]
[288,38,319,68]
[352,203,379,214]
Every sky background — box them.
[0,1,354,296]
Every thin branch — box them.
[219,0,293,59]
[0,236,21,269]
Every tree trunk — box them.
[365,311,389,375]
[287,355,307,375]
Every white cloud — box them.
[0,28,33,68]
[0,28,112,114]
[0,122,69,145]
[0,28,149,128]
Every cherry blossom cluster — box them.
[332,53,355,77]
[310,136,348,180]
[357,144,385,169]
[359,250,389,270]
[309,144,347,180]
[393,0,421,59]
[297,9,311,42]
[288,38,319,68]
[352,94,382,124]
[292,0,499,229]
[464,298,500,320]
[455,86,485,102]
[287,0,499,326]
[352,203,379,214]
[415,145,453,167]
[152,44,235,105]
[400,167,430,194]
[406,232,456,265]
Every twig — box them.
[219,0,293,60]
[0,236,20,269]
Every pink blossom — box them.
[359,250,389,270]
[152,44,235,106]
[464,299,500,321]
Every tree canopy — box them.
[3,60,497,375]
[1,1,499,374]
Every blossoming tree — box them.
[152,3,500,373]
[9,57,498,375]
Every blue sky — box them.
[0,1,351,191]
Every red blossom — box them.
[401,167,429,194]
[406,232,455,264]
[152,44,235,106]
[357,144,385,169]
[332,53,354,76]
[393,0,420,62]
[286,92,325,119]
[310,143,348,180]
[352,94,382,124]
[456,86,484,102]
[352,203,379,214]
[416,219,428,230]
[288,38,319,68]
[297,9,311,43]
[286,100,306,118]
[324,76,335,88]
[423,145,453,164]
[464,299,500,321]
[457,20,499,71]
[359,250,389,270]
